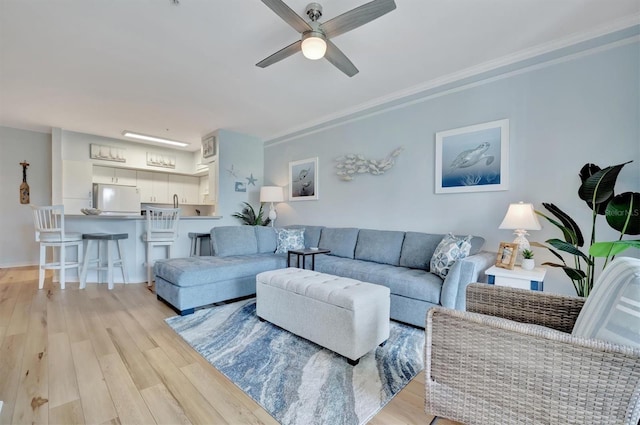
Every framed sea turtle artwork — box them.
[434,119,509,194]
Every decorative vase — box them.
[521,258,535,270]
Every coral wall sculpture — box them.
[335,147,403,181]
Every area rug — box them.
[165,298,425,425]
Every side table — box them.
[484,265,546,291]
[287,248,331,270]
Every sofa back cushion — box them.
[354,229,405,266]
[254,226,278,253]
[284,225,325,248]
[211,226,258,257]
[399,232,486,271]
[318,228,359,259]
[399,232,444,270]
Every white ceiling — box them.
[1,0,638,151]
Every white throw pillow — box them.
[275,228,305,254]
[430,233,472,279]
[572,257,640,349]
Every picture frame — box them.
[90,144,126,163]
[435,119,509,194]
[202,135,217,159]
[289,157,318,201]
[496,242,519,269]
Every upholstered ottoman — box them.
[256,268,390,365]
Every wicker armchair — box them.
[425,283,640,425]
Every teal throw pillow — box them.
[430,233,472,279]
[275,228,305,254]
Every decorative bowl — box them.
[81,208,102,215]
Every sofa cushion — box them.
[399,232,444,270]
[354,229,405,266]
[154,254,287,287]
[284,225,325,248]
[275,228,305,254]
[255,226,277,253]
[572,257,640,349]
[314,256,442,305]
[430,233,472,279]
[211,226,258,257]
[318,227,360,259]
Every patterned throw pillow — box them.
[430,233,472,279]
[275,228,305,254]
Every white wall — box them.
[0,127,52,267]
[265,39,640,296]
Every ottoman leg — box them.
[347,358,360,366]
[379,340,387,347]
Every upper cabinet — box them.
[137,171,169,203]
[168,175,200,205]
[93,165,136,185]
[62,160,93,214]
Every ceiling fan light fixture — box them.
[301,31,327,60]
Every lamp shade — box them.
[260,186,284,203]
[499,202,542,230]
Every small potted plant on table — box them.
[521,249,535,270]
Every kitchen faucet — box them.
[173,193,179,209]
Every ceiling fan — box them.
[256,0,396,77]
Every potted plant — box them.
[535,161,639,297]
[521,249,535,270]
[232,202,271,226]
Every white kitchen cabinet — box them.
[198,174,216,205]
[62,160,93,213]
[93,165,137,185]
[137,171,168,203]
[168,175,200,205]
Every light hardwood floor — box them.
[0,267,460,425]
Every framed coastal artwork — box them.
[435,119,509,194]
[289,157,318,201]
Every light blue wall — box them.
[0,126,52,267]
[217,129,265,226]
[264,39,640,295]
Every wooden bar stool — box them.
[79,233,129,290]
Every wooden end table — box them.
[287,248,330,270]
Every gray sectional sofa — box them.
[154,225,495,327]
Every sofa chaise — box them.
[154,225,495,327]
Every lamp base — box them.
[268,203,277,227]
[512,229,530,251]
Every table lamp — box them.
[260,186,284,227]
[498,201,542,251]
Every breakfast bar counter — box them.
[65,214,222,284]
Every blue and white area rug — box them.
[165,298,424,425]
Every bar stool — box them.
[143,207,180,286]
[79,233,129,290]
[188,232,209,256]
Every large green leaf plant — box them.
[231,202,271,226]
[535,161,640,297]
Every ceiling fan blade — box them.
[261,0,311,33]
[256,40,302,68]
[324,40,359,77]
[321,0,396,39]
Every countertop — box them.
[67,214,222,220]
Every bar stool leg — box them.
[60,244,66,290]
[146,243,153,287]
[107,239,114,290]
[79,239,93,289]
[117,239,129,284]
[38,244,46,289]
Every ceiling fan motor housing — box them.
[305,3,323,21]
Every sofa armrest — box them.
[425,307,640,425]
[466,283,585,333]
[440,251,495,310]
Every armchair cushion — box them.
[572,257,640,349]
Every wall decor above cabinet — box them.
[201,134,217,163]
[146,152,176,169]
[90,144,126,163]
